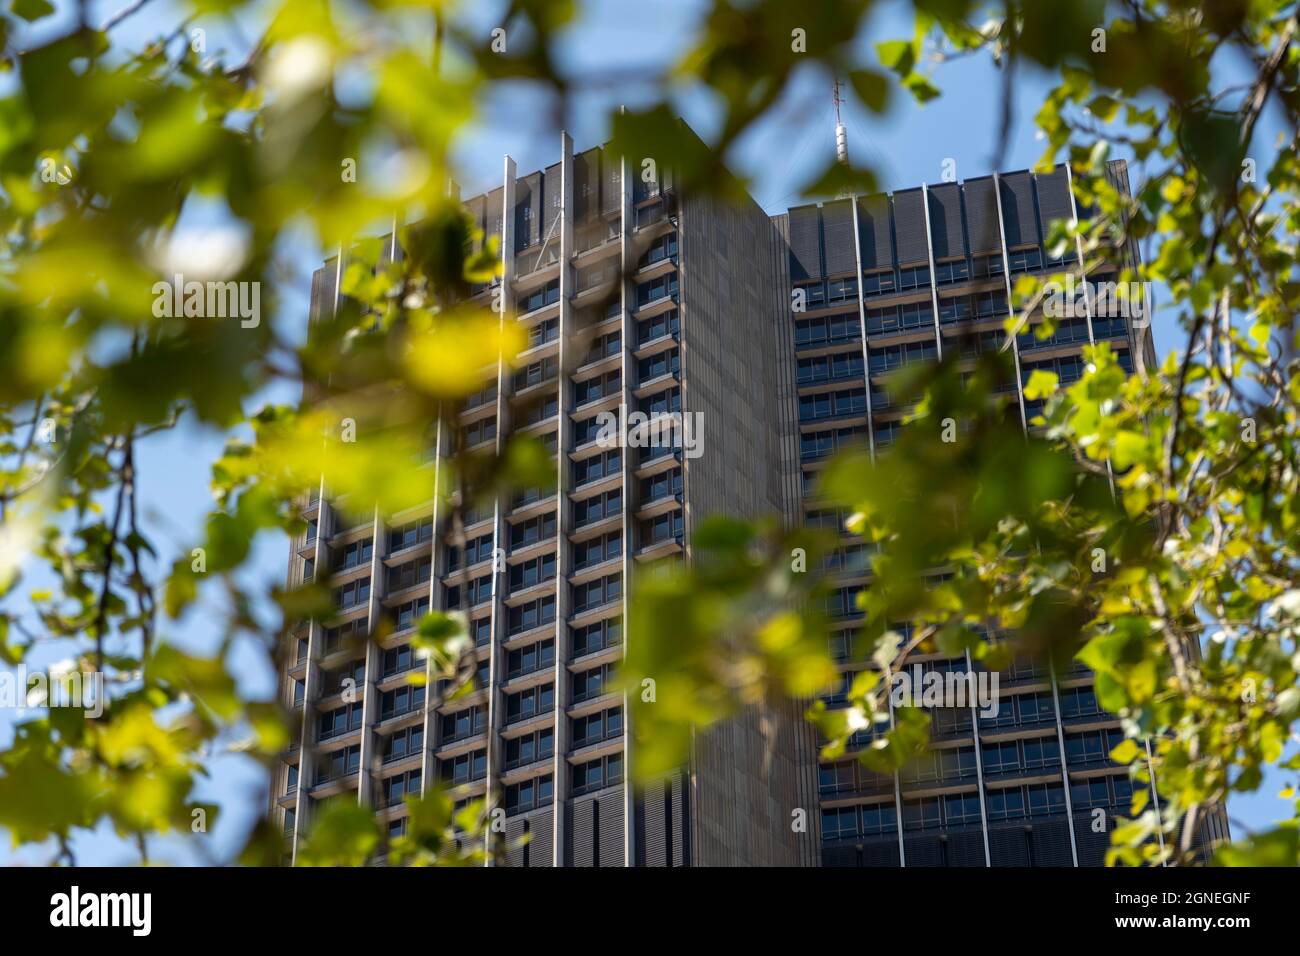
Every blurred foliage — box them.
[0,0,1295,868]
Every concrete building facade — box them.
[276,140,1224,867]
[276,131,807,867]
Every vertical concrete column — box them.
[483,158,514,864]
[290,473,329,864]
[991,172,1030,430]
[617,134,636,866]
[1047,663,1082,866]
[289,245,345,862]
[550,133,575,865]
[919,183,946,361]
[885,662,907,866]
[1063,165,1098,349]
[419,415,445,792]
[849,198,878,462]
[356,506,383,809]
[965,649,993,866]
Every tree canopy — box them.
[1,0,1298,865]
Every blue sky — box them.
[0,0,1290,864]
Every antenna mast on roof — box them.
[833,77,849,167]
[832,78,852,199]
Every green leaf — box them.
[875,39,915,75]
[848,69,891,113]
[1023,369,1059,401]
[1214,826,1299,867]
[12,0,55,21]
[903,73,941,104]
[1087,95,1119,122]
[1109,738,1141,764]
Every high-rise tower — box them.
[776,159,1228,866]
[275,130,813,866]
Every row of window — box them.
[382,769,421,808]
[575,370,620,406]
[823,544,872,579]
[389,518,432,553]
[572,663,615,704]
[441,705,487,742]
[572,752,624,796]
[514,355,558,392]
[900,746,979,785]
[320,660,364,698]
[511,513,556,550]
[821,802,897,839]
[1065,728,1126,766]
[583,331,621,366]
[380,684,425,722]
[952,328,1004,359]
[505,728,553,770]
[572,414,606,447]
[504,774,553,815]
[572,617,622,657]
[444,576,492,609]
[448,533,494,571]
[635,273,677,309]
[978,686,1102,727]
[866,300,934,335]
[433,660,489,699]
[800,426,868,462]
[639,347,679,384]
[796,277,861,310]
[639,232,677,268]
[509,552,556,590]
[393,595,430,631]
[643,467,682,503]
[524,316,558,350]
[797,352,864,386]
[819,760,893,796]
[638,309,679,345]
[572,706,623,748]
[825,586,863,620]
[640,386,681,417]
[868,339,938,375]
[463,380,498,412]
[573,574,622,614]
[985,783,1066,821]
[320,702,363,740]
[440,749,486,785]
[574,450,621,486]
[507,639,555,680]
[383,725,423,763]
[519,279,560,315]
[574,489,620,527]
[335,538,373,571]
[639,443,682,467]
[574,532,621,571]
[576,259,619,294]
[381,643,420,678]
[509,595,556,636]
[640,510,683,546]
[322,617,366,655]
[316,744,360,785]
[388,556,431,592]
[899,786,1067,831]
[506,683,555,724]
[334,577,370,610]
[1071,774,1135,809]
[461,417,496,448]
[312,745,633,807]
[981,736,1062,775]
[795,313,860,348]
